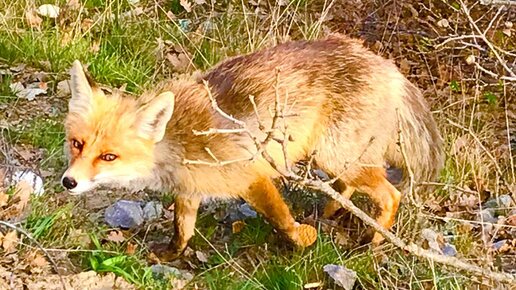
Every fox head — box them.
[61,60,175,194]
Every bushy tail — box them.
[385,80,444,189]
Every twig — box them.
[419,182,479,195]
[191,66,516,284]
[446,118,514,195]
[298,179,516,284]
[459,0,516,79]
[396,109,418,206]
[0,221,67,290]
[480,0,516,5]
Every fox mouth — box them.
[61,175,97,195]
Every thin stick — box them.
[189,67,516,284]
[298,179,516,284]
[0,221,67,290]
[396,109,417,205]
[446,118,514,194]
[459,0,516,79]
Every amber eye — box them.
[100,153,117,162]
[71,139,83,150]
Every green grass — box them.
[87,233,170,289]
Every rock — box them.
[238,203,257,219]
[323,264,357,290]
[479,209,498,224]
[104,200,144,229]
[11,170,44,196]
[150,265,182,277]
[491,240,506,251]
[484,195,513,209]
[442,243,457,256]
[143,201,163,221]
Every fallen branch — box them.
[0,220,67,290]
[459,0,516,80]
[299,179,516,284]
[196,69,516,285]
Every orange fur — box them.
[62,34,443,260]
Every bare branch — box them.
[480,0,516,5]
[0,221,67,290]
[459,0,516,79]
[190,66,516,285]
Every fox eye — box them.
[71,139,83,150]
[100,153,118,162]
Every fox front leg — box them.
[152,194,201,262]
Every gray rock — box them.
[238,203,257,219]
[484,195,513,209]
[150,264,182,277]
[479,209,498,223]
[491,240,506,251]
[104,200,144,229]
[442,243,457,256]
[323,264,357,290]
[143,201,163,221]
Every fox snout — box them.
[62,176,77,190]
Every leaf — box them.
[421,228,444,253]
[9,82,47,101]
[0,191,8,208]
[399,58,411,75]
[66,0,81,10]
[232,220,246,233]
[323,264,357,290]
[179,0,192,12]
[484,92,497,105]
[195,250,208,263]
[37,4,60,18]
[126,242,137,255]
[107,230,125,243]
[166,53,191,72]
[11,180,32,216]
[1,231,18,253]
[25,9,43,28]
[465,54,475,65]
[101,255,126,268]
[437,19,449,28]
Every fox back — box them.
[62,34,443,200]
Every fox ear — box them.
[135,92,175,142]
[69,60,103,117]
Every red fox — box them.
[62,34,443,261]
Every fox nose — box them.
[62,176,77,190]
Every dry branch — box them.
[459,0,516,80]
[192,72,516,285]
[0,221,67,290]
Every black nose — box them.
[62,176,77,190]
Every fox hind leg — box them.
[322,179,355,218]
[243,176,317,247]
[351,168,401,244]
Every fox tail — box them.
[385,81,444,189]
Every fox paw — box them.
[371,232,385,246]
[148,242,185,263]
[290,223,317,247]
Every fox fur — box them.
[62,34,443,260]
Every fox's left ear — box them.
[135,92,175,142]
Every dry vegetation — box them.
[0,0,515,289]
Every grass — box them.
[0,0,514,289]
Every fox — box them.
[61,34,443,261]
